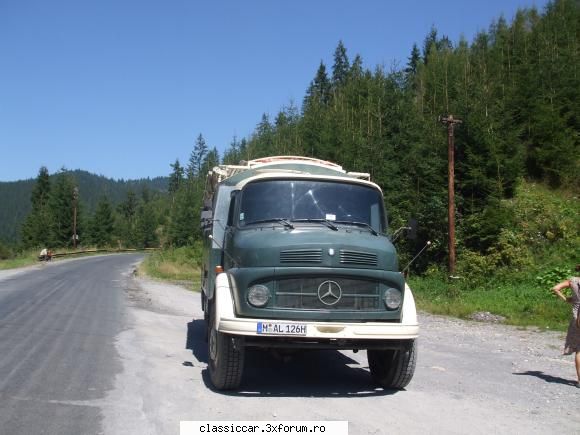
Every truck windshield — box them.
[239,180,386,233]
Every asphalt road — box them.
[1,255,579,435]
[0,254,143,435]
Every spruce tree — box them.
[49,171,80,247]
[422,26,438,64]
[21,166,52,248]
[222,136,240,165]
[168,159,184,195]
[89,196,114,247]
[188,134,208,179]
[117,190,138,247]
[201,147,220,175]
[350,54,364,80]
[135,202,158,248]
[404,44,421,86]
[254,114,274,157]
[167,188,197,247]
[332,40,350,88]
[304,62,331,108]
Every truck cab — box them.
[200,156,418,390]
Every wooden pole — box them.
[439,115,462,276]
[73,187,78,249]
[447,118,456,275]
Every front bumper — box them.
[219,317,418,340]
[214,273,419,341]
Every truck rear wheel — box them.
[208,301,244,390]
[367,340,417,390]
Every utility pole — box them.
[73,187,79,249]
[439,114,462,276]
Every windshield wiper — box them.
[244,218,294,229]
[291,218,338,231]
[334,220,378,236]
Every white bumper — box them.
[214,274,419,340]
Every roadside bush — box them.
[488,229,533,270]
[461,200,515,253]
[535,266,573,288]
[505,183,578,249]
[0,242,13,260]
[456,249,498,282]
[411,181,579,329]
[140,242,203,285]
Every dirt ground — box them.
[103,271,579,435]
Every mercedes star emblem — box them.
[317,280,342,305]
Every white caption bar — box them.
[181,421,348,435]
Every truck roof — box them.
[212,156,372,186]
[202,157,381,208]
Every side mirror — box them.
[391,218,418,243]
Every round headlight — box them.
[247,284,271,307]
[383,288,402,310]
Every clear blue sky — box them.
[0,0,548,181]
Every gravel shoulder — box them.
[104,274,579,435]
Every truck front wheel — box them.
[208,300,245,390]
[367,340,417,390]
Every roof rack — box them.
[245,156,344,171]
[244,156,370,180]
[204,156,371,201]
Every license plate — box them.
[257,322,307,336]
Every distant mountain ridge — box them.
[0,170,169,242]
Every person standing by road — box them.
[551,266,580,388]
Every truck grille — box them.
[274,277,381,310]
[280,249,322,263]
[340,250,378,266]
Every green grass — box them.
[409,272,573,331]
[0,251,39,270]
[139,245,202,291]
[407,181,579,331]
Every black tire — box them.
[368,340,417,389]
[207,300,245,390]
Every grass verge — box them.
[0,252,39,270]
[408,181,578,331]
[409,272,572,331]
[139,246,202,291]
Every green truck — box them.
[200,156,418,390]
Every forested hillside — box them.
[0,181,33,243]
[0,170,168,243]
[215,0,579,271]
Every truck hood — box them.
[228,226,398,271]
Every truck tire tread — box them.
[368,340,417,390]
[208,301,244,390]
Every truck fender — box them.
[214,272,235,331]
[402,283,418,326]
